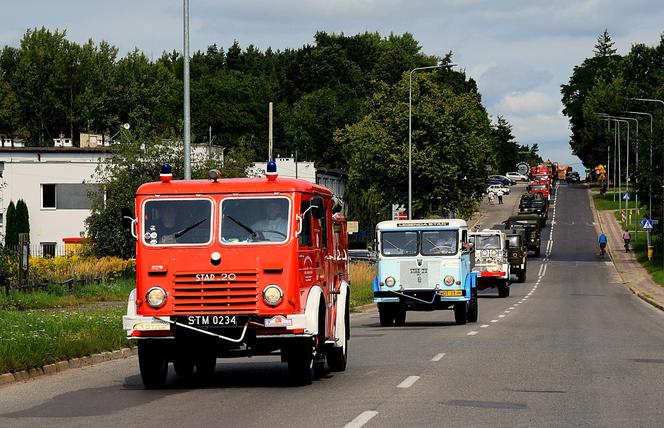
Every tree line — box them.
[561,29,664,236]
[1,28,543,256]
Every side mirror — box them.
[121,207,134,230]
[311,196,325,219]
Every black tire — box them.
[517,269,526,283]
[327,299,349,372]
[287,338,314,386]
[454,302,468,325]
[467,290,478,323]
[498,282,510,298]
[534,247,541,257]
[173,357,195,377]
[393,309,407,326]
[138,341,168,389]
[195,354,217,377]
[378,305,394,327]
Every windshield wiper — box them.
[174,218,208,238]
[225,215,258,239]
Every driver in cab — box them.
[253,199,288,242]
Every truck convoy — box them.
[123,162,350,388]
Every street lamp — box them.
[626,111,654,255]
[597,114,630,213]
[408,63,457,219]
[183,0,191,179]
[109,123,130,143]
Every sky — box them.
[3,0,664,169]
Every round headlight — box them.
[146,287,167,308]
[385,276,396,287]
[490,249,498,257]
[262,285,283,306]
[443,275,455,286]
[480,249,488,257]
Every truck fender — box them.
[333,281,350,347]
[290,285,324,335]
[464,271,477,296]
[372,275,379,292]
[126,288,137,316]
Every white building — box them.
[0,147,110,256]
[248,157,316,182]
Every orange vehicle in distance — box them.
[122,162,350,388]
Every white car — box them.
[486,184,510,195]
[506,172,528,182]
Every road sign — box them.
[641,219,654,230]
[347,221,359,234]
[622,192,630,201]
[517,162,529,176]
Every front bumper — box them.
[373,289,469,304]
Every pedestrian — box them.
[622,229,631,253]
[496,189,504,204]
[488,191,496,205]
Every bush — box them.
[28,255,135,285]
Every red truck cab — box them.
[123,162,350,388]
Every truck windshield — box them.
[474,235,501,250]
[421,230,458,255]
[143,199,212,245]
[221,197,290,243]
[507,236,521,247]
[381,231,418,256]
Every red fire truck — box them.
[123,162,350,388]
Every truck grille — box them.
[171,270,258,314]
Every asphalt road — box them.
[2,183,664,427]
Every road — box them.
[2,183,664,427]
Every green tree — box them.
[594,29,617,57]
[4,201,16,248]
[15,199,30,238]
[0,77,21,138]
[86,131,254,258]
[491,116,520,173]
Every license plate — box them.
[177,315,240,327]
[438,290,463,297]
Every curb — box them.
[351,302,377,314]
[0,347,137,388]
[588,187,664,312]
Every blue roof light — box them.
[161,163,172,175]
[266,160,277,173]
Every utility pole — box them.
[183,0,191,179]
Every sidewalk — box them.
[592,190,664,311]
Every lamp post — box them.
[183,0,191,179]
[597,115,629,214]
[626,111,653,247]
[408,63,457,219]
[612,116,639,235]
[109,123,130,143]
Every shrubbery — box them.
[28,256,135,285]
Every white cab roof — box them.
[377,219,468,230]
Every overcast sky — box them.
[3,1,664,169]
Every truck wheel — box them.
[498,283,509,298]
[138,341,168,389]
[378,305,394,327]
[393,309,407,326]
[454,302,468,325]
[327,294,349,372]
[534,248,541,257]
[517,270,526,283]
[288,338,314,386]
[467,290,478,323]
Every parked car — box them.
[486,184,510,195]
[488,175,516,186]
[506,172,528,182]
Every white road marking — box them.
[467,331,478,336]
[538,264,544,277]
[509,306,515,310]
[431,353,446,362]
[480,324,490,328]
[504,310,511,313]
[498,314,506,318]
[397,376,420,388]
[345,411,378,428]
[542,264,548,277]
[604,261,613,265]
[490,319,499,323]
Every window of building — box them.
[41,242,56,258]
[42,184,56,208]
[41,183,100,210]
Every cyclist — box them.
[598,233,607,256]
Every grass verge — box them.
[0,305,132,373]
[0,278,135,311]
[349,262,375,311]
[612,211,664,288]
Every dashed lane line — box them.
[498,314,506,318]
[344,411,379,428]
[490,319,499,323]
[397,376,420,389]
[467,331,478,336]
[431,353,445,362]
[480,324,489,328]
